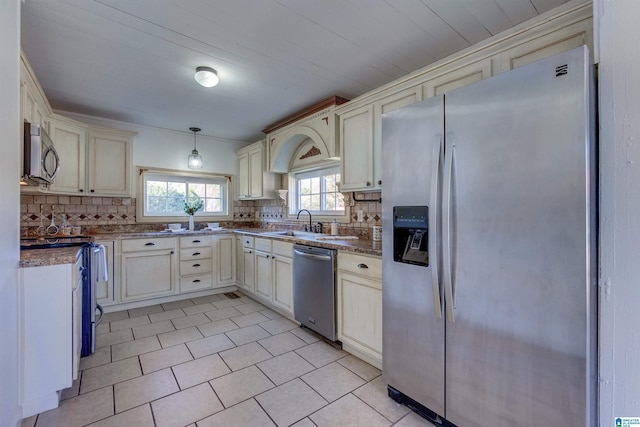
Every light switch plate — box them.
[357,210,364,222]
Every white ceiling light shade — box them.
[194,66,219,88]
[188,127,203,169]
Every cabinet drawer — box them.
[241,236,254,248]
[179,246,213,260]
[338,252,382,281]
[122,237,177,252]
[180,259,213,276]
[179,274,213,292]
[179,235,213,248]
[254,237,271,253]
[272,240,293,257]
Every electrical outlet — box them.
[255,210,260,219]
[357,210,364,222]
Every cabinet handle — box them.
[90,189,95,193]
[272,255,276,259]
[245,240,250,244]
[193,239,201,243]
[193,279,201,283]
[378,180,382,185]
[170,251,174,254]
[357,263,369,269]
[145,242,155,246]
[249,250,252,254]
[193,252,201,256]
[366,181,371,187]
[193,263,201,267]
[79,189,84,193]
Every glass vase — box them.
[188,215,195,231]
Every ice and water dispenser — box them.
[393,206,429,267]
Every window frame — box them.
[136,167,233,223]
[287,165,349,222]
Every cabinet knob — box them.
[246,240,250,244]
[145,242,155,246]
[357,263,369,269]
[272,255,276,259]
[366,181,371,187]
[79,189,84,193]
[90,189,95,193]
[378,180,382,185]
[170,251,174,254]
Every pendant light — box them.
[188,127,203,169]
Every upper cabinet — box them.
[48,115,87,194]
[236,140,279,200]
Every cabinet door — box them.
[248,148,264,198]
[237,152,249,199]
[422,59,492,98]
[121,250,175,302]
[242,247,255,294]
[95,240,114,306]
[337,271,383,360]
[272,255,293,315]
[49,119,86,194]
[215,234,236,286]
[87,131,132,196]
[340,104,374,191]
[255,250,273,300]
[236,235,245,287]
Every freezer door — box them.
[443,46,594,426]
[381,95,445,417]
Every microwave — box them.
[22,121,60,186]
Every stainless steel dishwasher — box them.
[293,244,337,341]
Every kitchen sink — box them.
[259,230,319,239]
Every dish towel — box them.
[95,244,109,282]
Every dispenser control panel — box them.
[393,206,429,267]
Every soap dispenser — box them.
[331,218,339,236]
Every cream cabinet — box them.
[236,140,279,200]
[214,234,236,287]
[48,115,87,194]
[255,250,273,300]
[121,237,177,302]
[95,240,115,306]
[236,234,245,288]
[178,235,213,293]
[339,104,374,192]
[240,236,256,294]
[86,127,133,196]
[271,240,294,314]
[337,252,382,368]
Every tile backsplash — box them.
[20,191,382,238]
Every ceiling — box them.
[21,0,569,142]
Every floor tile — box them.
[197,318,238,337]
[109,315,150,332]
[128,304,164,318]
[171,313,211,330]
[95,321,110,335]
[310,393,391,427]
[60,372,81,401]
[95,328,133,349]
[290,327,321,344]
[80,357,141,394]
[20,414,37,427]
[139,344,193,374]
[114,368,179,413]
[182,302,215,316]
[259,317,299,335]
[204,306,242,322]
[162,298,195,310]
[230,311,270,328]
[291,418,315,427]
[111,335,161,361]
[257,351,316,385]
[212,298,245,309]
[172,353,231,390]
[151,383,223,427]
[86,404,155,427]
[394,412,433,427]
[258,331,307,356]
[256,378,327,427]
[157,325,203,348]
[79,346,111,370]
[353,376,410,422]
[234,301,267,314]
[225,324,271,346]
[219,342,272,371]
[295,341,347,368]
[210,365,275,407]
[37,386,114,427]
[186,333,236,358]
[259,308,283,320]
[190,294,222,305]
[197,398,276,427]
[102,311,129,323]
[132,319,175,340]
[301,362,365,402]
[149,308,186,323]
[337,355,382,381]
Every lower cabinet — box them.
[179,235,214,293]
[271,241,294,314]
[242,247,256,294]
[236,234,245,287]
[214,234,236,287]
[337,252,383,368]
[120,237,177,302]
[255,250,273,300]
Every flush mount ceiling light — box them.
[194,66,219,88]
[188,127,203,169]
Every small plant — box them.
[183,197,204,215]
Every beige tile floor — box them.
[21,292,433,427]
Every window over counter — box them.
[288,165,346,219]
[137,167,233,222]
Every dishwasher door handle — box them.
[294,249,332,261]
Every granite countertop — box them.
[20,228,381,267]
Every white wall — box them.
[596,0,640,424]
[61,113,252,196]
[0,1,22,426]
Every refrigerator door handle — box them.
[443,136,455,323]
[429,135,443,319]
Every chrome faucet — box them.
[296,209,312,232]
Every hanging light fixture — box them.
[194,66,219,88]
[188,127,203,169]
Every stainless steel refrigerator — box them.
[381,46,596,427]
